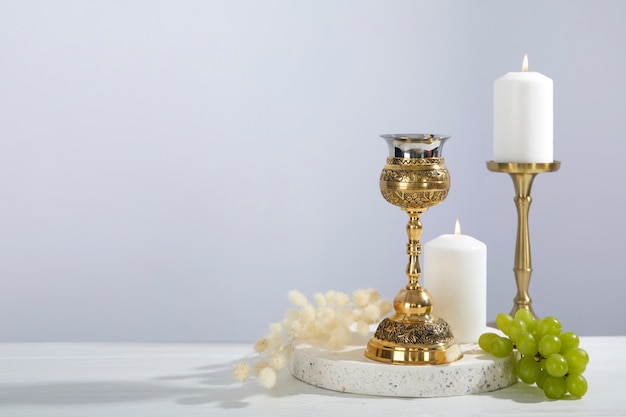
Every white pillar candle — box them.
[493,54,553,163]
[424,221,487,343]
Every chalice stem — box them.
[510,172,538,318]
[405,209,425,289]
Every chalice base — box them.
[365,335,462,365]
[365,318,463,365]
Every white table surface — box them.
[0,338,623,417]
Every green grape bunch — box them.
[479,311,589,399]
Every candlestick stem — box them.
[486,161,560,318]
[510,172,537,317]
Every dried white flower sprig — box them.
[232,288,391,388]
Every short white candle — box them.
[493,54,553,163]
[424,220,487,343]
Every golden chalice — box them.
[365,134,462,365]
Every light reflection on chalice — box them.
[365,134,463,365]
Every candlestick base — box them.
[486,160,560,318]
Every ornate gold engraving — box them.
[380,189,448,208]
[380,169,450,183]
[373,318,454,345]
[387,157,444,166]
[379,157,450,210]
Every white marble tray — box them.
[289,330,516,397]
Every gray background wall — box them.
[1,0,624,342]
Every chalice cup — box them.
[365,134,463,365]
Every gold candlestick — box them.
[486,161,560,318]
[365,134,462,366]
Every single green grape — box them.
[536,369,548,388]
[538,334,561,357]
[514,309,535,327]
[495,313,514,335]
[517,355,542,384]
[535,316,562,338]
[567,364,587,375]
[566,373,588,398]
[564,347,589,370]
[559,331,580,354]
[508,318,527,343]
[526,318,538,334]
[543,376,567,399]
[516,332,538,357]
[545,353,569,377]
[478,332,499,352]
[489,336,514,358]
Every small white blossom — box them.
[336,308,355,327]
[300,305,315,323]
[255,360,269,377]
[363,303,382,323]
[313,293,326,307]
[353,289,371,308]
[325,290,350,307]
[287,290,309,307]
[356,320,370,337]
[258,367,278,388]
[232,362,250,382]
[317,307,336,329]
[328,326,350,350]
[367,289,380,303]
[284,319,301,338]
[284,307,299,322]
[268,352,287,371]
[254,338,269,353]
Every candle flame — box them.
[454,219,461,235]
[522,54,529,72]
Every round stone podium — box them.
[289,330,516,397]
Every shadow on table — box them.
[0,380,207,405]
[157,356,377,409]
[0,360,558,408]
[0,361,347,409]
[0,358,376,409]
[476,380,584,404]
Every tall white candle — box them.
[493,54,553,163]
[424,221,487,343]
